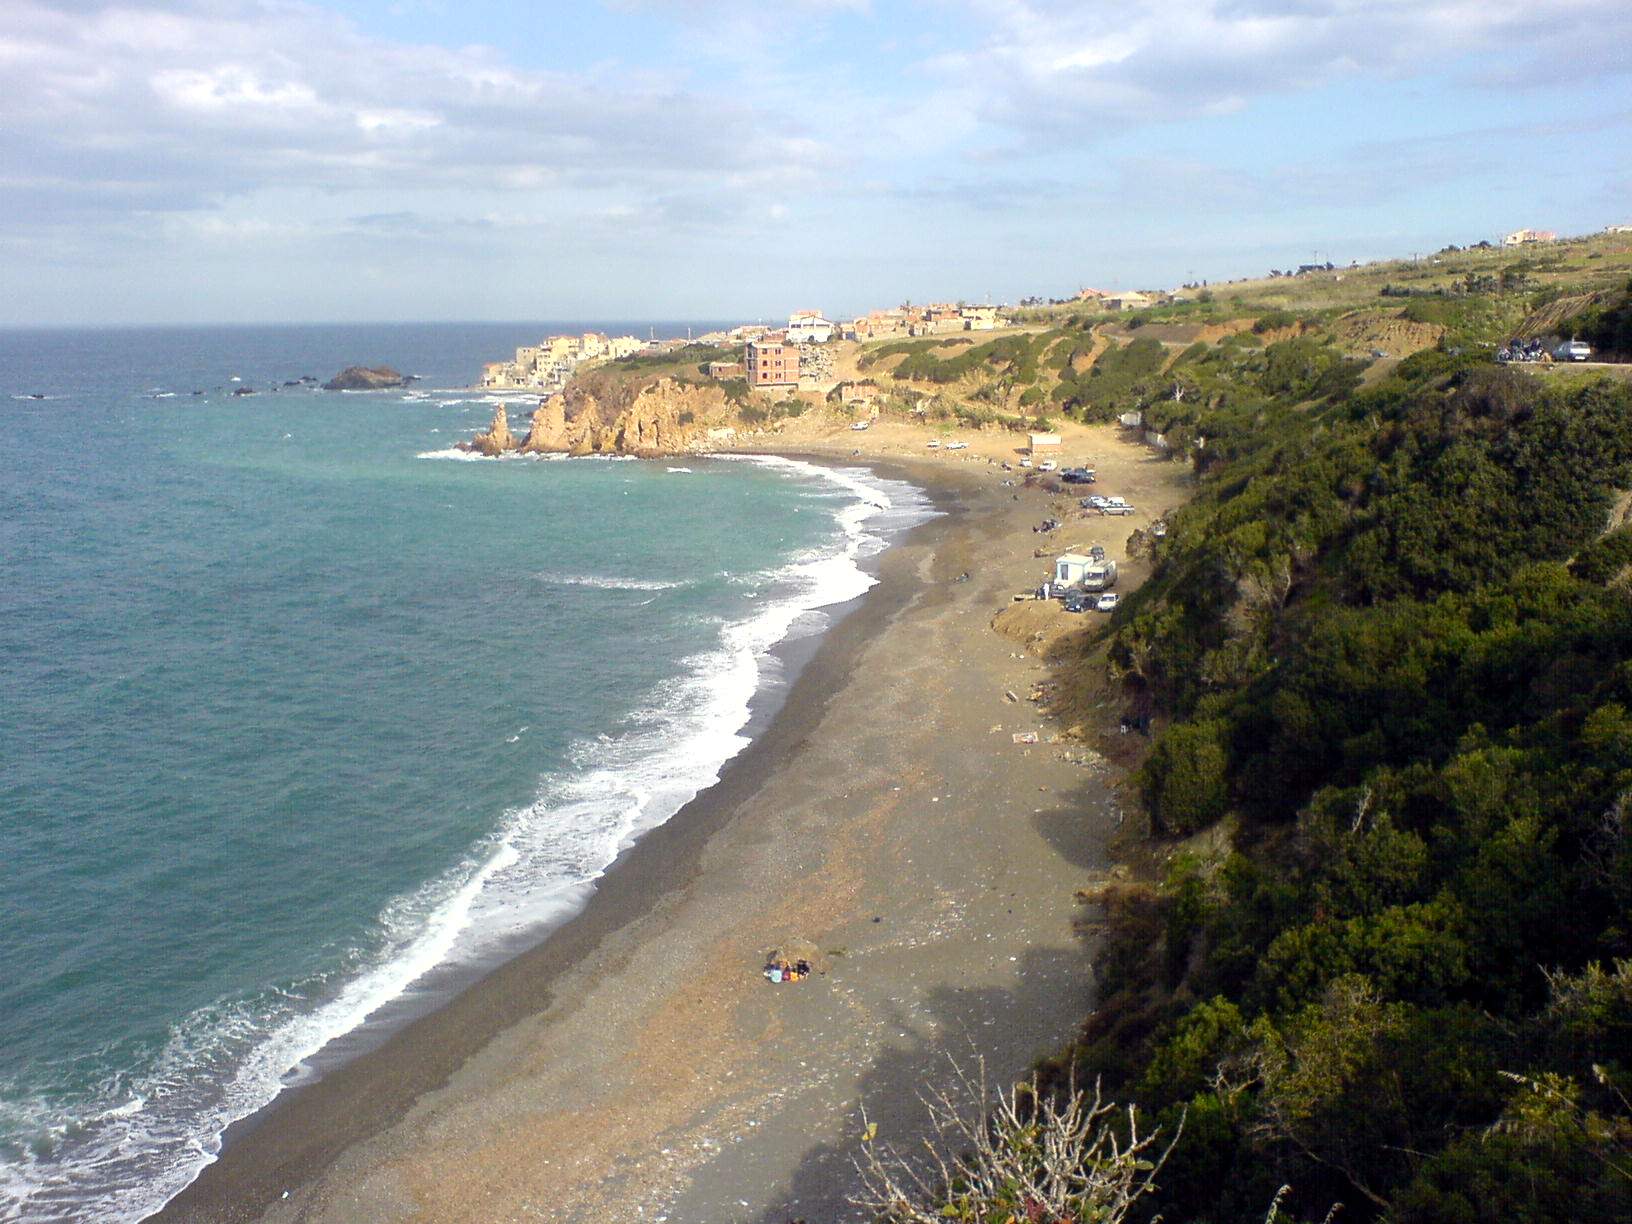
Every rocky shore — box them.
[459,377,742,458]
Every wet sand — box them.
[155,424,1191,1224]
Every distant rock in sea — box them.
[323,366,409,391]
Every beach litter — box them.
[1012,731,1040,744]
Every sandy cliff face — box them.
[499,377,737,457]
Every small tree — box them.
[853,1059,1180,1223]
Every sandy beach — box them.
[155,420,1191,1224]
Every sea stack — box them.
[462,403,515,456]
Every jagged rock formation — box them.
[462,403,516,456]
[323,366,409,391]
[504,377,742,457]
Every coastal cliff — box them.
[467,377,742,458]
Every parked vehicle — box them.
[1061,467,1097,484]
[1062,591,1089,613]
[1554,339,1592,362]
[1084,495,1108,509]
[1082,559,1118,591]
[1089,544,1106,561]
[1101,503,1135,516]
[1095,592,1120,612]
[926,439,940,448]
[1037,460,1057,472]
[1019,458,1032,468]
[945,440,969,450]
[850,419,871,431]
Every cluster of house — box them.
[707,304,1010,390]
[481,332,646,391]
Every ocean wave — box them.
[534,572,686,592]
[0,456,938,1224]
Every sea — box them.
[0,323,935,1222]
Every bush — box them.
[1142,719,1231,836]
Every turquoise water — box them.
[0,325,932,1221]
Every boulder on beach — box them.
[323,366,409,391]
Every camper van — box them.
[1081,559,1118,591]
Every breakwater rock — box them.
[324,366,409,391]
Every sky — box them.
[2,0,1630,326]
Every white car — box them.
[1037,460,1057,472]
[926,439,940,448]
[1085,495,1108,509]
[1018,458,1032,468]
[1095,592,1120,612]
[945,441,968,450]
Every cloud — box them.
[0,0,833,232]
[937,0,1632,130]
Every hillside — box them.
[826,238,1632,1224]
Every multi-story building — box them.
[746,338,799,387]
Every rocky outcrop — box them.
[324,366,409,391]
[508,377,739,457]
[519,394,568,453]
[461,403,516,456]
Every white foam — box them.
[535,572,686,592]
[415,447,489,461]
[0,457,937,1224]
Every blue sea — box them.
[0,324,933,1221]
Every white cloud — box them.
[0,0,832,230]
[939,0,1632,129]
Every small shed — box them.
[1054,552,1091,586]
[1029,432,1061,454]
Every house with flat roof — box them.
[786,311,834,344]
[746,339,799,387]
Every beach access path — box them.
[157,421,1192,1224]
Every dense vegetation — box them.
[1059,350,1632,1221]
[1574,278,1632,357]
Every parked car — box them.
[1061,467,1096,484]
[1089,545,1106,561]
[926,439,940,448]
[945,440,969,450]
[1018,458,1032,468]
[1062,591,1089,613]
[1084,495,1108,509]
[1554,339,1592,362]
[1095,592,1120,612]
[1101,503,1135,516]
[1037,460,1057,472]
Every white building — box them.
[786,311,835,344]
[1054,553,1092,586]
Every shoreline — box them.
[154,428,1192,1223]
[149,453,962,1222]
